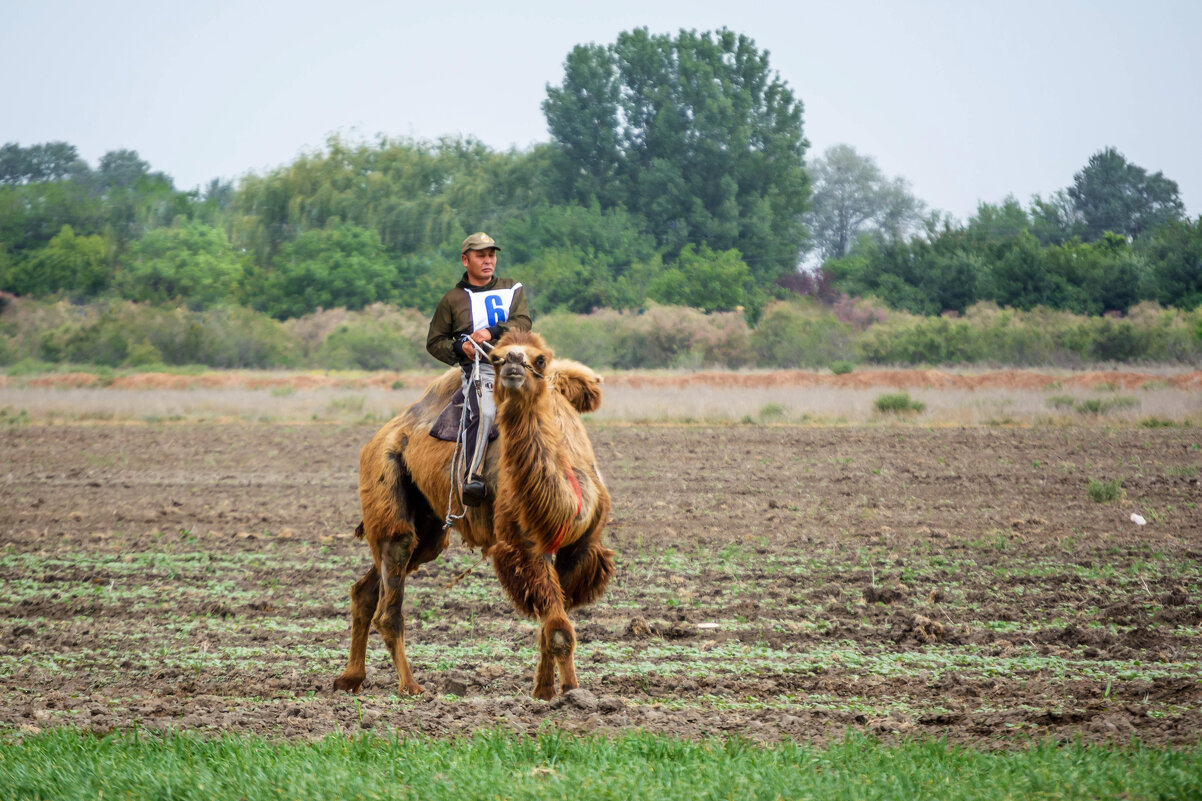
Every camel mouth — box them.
[499,364,526,388]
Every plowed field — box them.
[2,420,1200,746]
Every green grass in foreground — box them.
[1,729,1200,801]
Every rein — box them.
[442,342,487,531]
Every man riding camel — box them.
[425,232,531,506]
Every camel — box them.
[333,330,614,699]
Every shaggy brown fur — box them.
[333,331,613,699]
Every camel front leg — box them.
[373,533,422,695]
[555,531,615,610]
[333,564,380,693]
[492,540,576,699]
[538,606,578,696]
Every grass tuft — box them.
[1076,396,1140,415]
[757,402,787,422]
[1087,477,1125,503]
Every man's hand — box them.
[461,328,492,360]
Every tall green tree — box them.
[647,244,755,313]
[232,136,548,268]
[805,144,926,263]
[543,28,810,284]
[245,223,396,319]
[826,238,980,315]
[499,202,659,311]
[1137,217,1202,310]
[0,142,88,184]
[117,220,242,307]
[1068,147,1184,241]
[2,225,112,296]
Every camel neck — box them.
[497,395,576,535]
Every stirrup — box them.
[461,475,489,507]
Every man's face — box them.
[461,248,497,286]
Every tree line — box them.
[1,28,1199,347]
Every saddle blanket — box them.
[428,388,500,443]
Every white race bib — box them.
[467,284,522,331]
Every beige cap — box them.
[461,232,501,253]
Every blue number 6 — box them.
[485,295,507,326]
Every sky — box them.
[3,0,1199,223]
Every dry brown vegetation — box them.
[3,368,1200,426]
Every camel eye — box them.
[534,355,546,370]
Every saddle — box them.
[428,388,500,443]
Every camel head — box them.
[490,330,553,401]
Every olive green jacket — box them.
[425,274,532,367]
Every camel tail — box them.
[353,521,365,540]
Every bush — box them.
[27,301,298,368]
[536,308,623,368]
[751,299,855,368]
[874,392,926,414]
[615,305,708,369]
[829,360,856,375]
[316,322,419,371]
[293,304,428,370]
[856,314,982,365]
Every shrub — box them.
[751,299,855,367]
[537,308,623,368]
[829,360,855,375]
[316,322,419,371]
[874,392,926,414]
[287,304,427,369]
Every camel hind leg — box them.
[333,563,380,693]
[373,531,422,695]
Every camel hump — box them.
[548,359,603,414]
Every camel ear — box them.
[548,359,603,413]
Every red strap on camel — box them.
[547,467,583,556]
